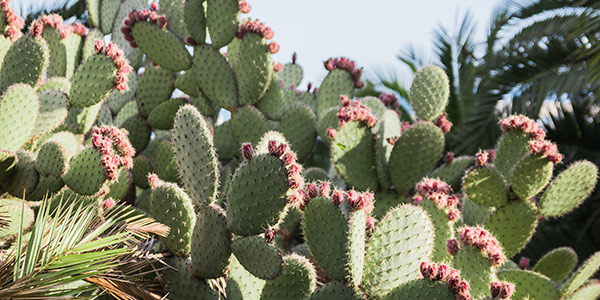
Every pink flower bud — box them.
[267,140,278,155]
[94,40,104,54]
[326,127,337,140]
[268,42,279,54]
[288,176,304,189]
[447,239,460,255]
[434,264,449,281]
[103,198,116,210]
[490,281,502,298]
[475,150,489,167]
[318,182,330,197]
[264,227,276,243]
[386,137,396,145]
[241,143,254,160]
[401,122,410,133]
[148,173,160,189]
[346,190,360,208]
[273,62,283,72]
[500,282,514,299]
[275,143,287,157]
[446,209,460,222]
[366,216,375,230]
[445,152,455,164]
[360,192,374,214]
[519,257,530,270]
[150,1,159,11]
[332,190,344,206]
[306,183,318,199]
[281,152,296,166]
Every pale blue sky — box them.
[13,0,501,86]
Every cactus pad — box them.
[281,103,317,161]
[0,199,35,241]
[561,252,600,296]
[231,106,269,144]
[69,54,117,108]
[408,65,449,121]
[214,120,238,160]
[99,0,119,34]
[362,205,435,298]
[161,256,219,300]
[331,121,378,191]
[2,151,39,198]
[235,34,272,105]
[497,269,560,300]
[113,100,138,127]
[154,139,180,183]
[0,84,39,151]
[375,110,401,189]
[419,200,454,263]
[130,22,191,71]
[316,69,354,119]
[257,74,285,120]
[206,0,239,48]
[231,235,283,280]
[148,97,188,130]
[191,204,231,279]
[131,155,153,189]
[389,122,444,194]
[35,141,69,177]
[462,165,508,207]
[453,247,494,298]
[161,0,190,41]
[539,161,598,217]
[63,147,106,195]
[0,35,48,93]
[172,105,219,206]
[184,0,207,44]
[533,247,578,283]
[279,62,303,88]
[227,256,265,300]
[121,115,150,152]
[226,153,288,235]
[430,156,475,191]
[192,44,238,109]
[565,281,600,300]
[105,168,132,201]
[494,131,530,182]
[308,281,363,300]
[485,199,538,258]
[259,254,316,300]
[511,155,554,200]
[135,65,174,117]
[381,279,455,300]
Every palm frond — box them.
[0,196,169,299]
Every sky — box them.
[13,0,501,87]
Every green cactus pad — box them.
[308,281,363,300]
[192,44,238,109]
[191,204,232,279]
[174,70,199,97]
[316,69,354,119]
[381,279,456,300]
[375,110,401,189]
[81,29,103,61]
[227,256,265,300]
[360,97,387,133]
[161,0,190,41]
[231,235,283,280]
[299,91,317,113]
[0,37,9,68]
[372,190,410,220]
[135,65,174,117]
[172,105,219,206]
[35,141,69,177]
[281,103,317,161]
[231,106,269,144]
[539,161,598,217]
[63,147,106,195]
[302,196,366,283]
[45,131,81,155]
[316,106,340,144]
[453,247,495,298]
[533,247,578,283]
[184,0,207,44]
[206,0,239,48]
[389,122,444,194]
[257,74,285,120]
[497,269,560,300]
[494,131,531,183]
[279,63,303,89]
[131,155,153,189]
[214,120,238,160]
[362,205,435,298]
[38,76,72,94]
[99,0,119,34]
[111,0,145,69]
[420,200,454,263]
[0,199,35,241]
[235,34,272,105]
[95,103,113,125]
[260,254,316,300]
[331,121,378,191]
[511,155,554,200]
[226,153,288,236]
[0,151,17,181]
[255,131,289,155]
[485,199,538,258]
[462,165,508,207]
[0,35,49,93]
[461,196,492,226]
[561,252,600,296]
[58,102,103,134]
[154,139,180,183]
[43,29,67,78]
[162,256,219,300]
[87,0,100,27]
[105,168,132,201]
[303,167,329,182]
[121,115,150,153]
[113,100,138,127]
[189,93,217,117]
[0,84,39,151]
[150,181,196,256]
[282,88,301,110]
[430,156,475,191]
[106,66,138,113]
[131,22,191,71]
[565,281,600,300]
[147,97,188,130]
[408,65,449,121]
[2,151,39,199]
[69,54,117,108]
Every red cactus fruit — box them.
[447,239,460,256]
[264,227,276,243]
[519,257,530,270]
[241,143,254,160]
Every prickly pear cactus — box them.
[0,1,598,299]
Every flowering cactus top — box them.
[91,126,135,181]
[323,57,364,88]
[236,19,279,54]
[337,96,377,128]
[420,262,473,300]
[28,14,86,39]
[490,281,514,299]
[93,40,132,91]
[435,114,453,134]
[500,115,545,140]
[120,4,168,48]
[449,227,506,267]
[1,0,24,42]
[414,178,460,221]
[529,140,562,163]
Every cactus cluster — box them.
[0,0,599,299]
